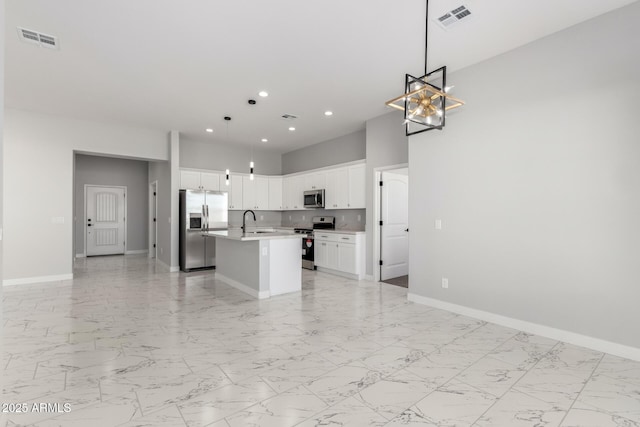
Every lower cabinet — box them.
[314,232,365,279]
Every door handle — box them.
[405,228,409,232]
[87,224,92,227]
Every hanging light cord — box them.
[424,0,429,76]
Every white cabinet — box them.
[268,177,283,210]
[325,168,349,209]
[347,164,365,209]
[324,164,365,209]
[303,172,326,191]
[242,176,269,210]
[227,174,243,210]
[313,232,365,279]
[284,175,304,210]
[180,170,222,191]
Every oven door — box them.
[302,236,315,270]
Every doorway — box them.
[85,185,127,256]
[149,181,158,259]
[374,166,409,287]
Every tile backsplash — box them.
[228,209,365,231]
[281,209,365,231]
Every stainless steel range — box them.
[295,216,335,270]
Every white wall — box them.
[3,109,169,283]
[365,111,408,276]
[1,0,5,327]
[74,154,149,255]
[409,3,640,350]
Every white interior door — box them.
[381,171,409,280]
[86,186,126,256]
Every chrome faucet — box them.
[242,210,256,234]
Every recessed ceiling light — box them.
[258,91,269,97]
[288,127,295,131]
[205,128,213,133]
[324,111,333,116]
[261,138,268,142]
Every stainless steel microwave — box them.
[304,189,325,208]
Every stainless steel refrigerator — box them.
[179,189,228,272]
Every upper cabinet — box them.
[227,174,243,210]
[325,168,349,209]
[325,164,365,209]
[242,176,269,210]
[284,175,304,210]
[347,164,365,209]
[180,170,222,191]
[179,160,364,211]
[303,172,327,191]
[268,177,283,210]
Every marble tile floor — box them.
[2,255,639,427]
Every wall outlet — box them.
[302,215,305,220]
[289,215,292,221]
[442,277,449,289]
[259,215,264,220]
[341,215,345,221]
[160,247,164,255]
[435,219,442,230]
[358,214,361,221]
[168,217,171,223]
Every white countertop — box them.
[313,229,365,235]
[203,230,306,241]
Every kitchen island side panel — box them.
[267,239,302,296]
[215,239,261,292]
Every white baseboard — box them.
[215,273,270,299]
[125,249,149,255]
[407,293,640,362]
[3,273,74,287]
[155,259,179,273]
[315,266,362,281]
[75,253,86,258]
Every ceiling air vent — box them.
[435,5,472,30]
[281,114,298,120]
[17,27,59,49]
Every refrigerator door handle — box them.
[205,205,209,230]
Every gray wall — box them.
[229,211,282,229]
[149,160,172,267]
[282,130,366,174]
[74,154,149,255]
[409,3,640,349]
[365,111,409,275]
[181,138,282,175]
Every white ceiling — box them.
[5,0,637,153]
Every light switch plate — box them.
[435,219,442,229]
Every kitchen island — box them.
[203,230,304,299]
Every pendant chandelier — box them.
[224,116,231,186]
[385,0,464,135]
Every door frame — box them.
[149,181,158,259]
[373,163,408,283]
[84,184,128,256]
